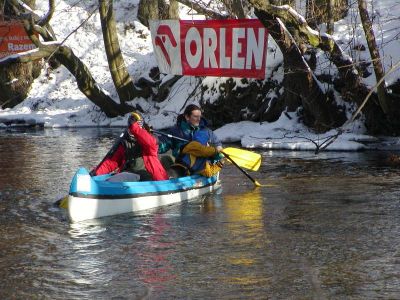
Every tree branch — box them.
[4,0,136,117]
[0,46,54,65]
[358,0,388,114]
[37,0,54,26]
[177,0,227,19]
[249,3,360,85]
[99,0,136,103]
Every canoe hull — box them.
[67,168,220,223]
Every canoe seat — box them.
[106,172,140,182]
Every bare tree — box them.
[220,0,246,18]
[99,0,136,103]
[174,0,227,19]
[137,0,159,27]
[1,0,181,114]
[251,3,346,131]
[169,0,179,19]
[137,0,175,27]
[306,0,348,28]
[357,0,388,114]
[0,0,139,116]
[176,0,397,133]
[327,0,335,34]
[0,0,42,109]
[3,0,400,133]
[176,0,350,131]
[250,1,400,133]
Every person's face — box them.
[185,109,202,127]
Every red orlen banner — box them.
[150,19,268,79]
[0,21,37,59]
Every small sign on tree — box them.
[0,20,37,59]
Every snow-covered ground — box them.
[1,0,399,151]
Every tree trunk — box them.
[357,0,388,114]
[138,0,159,27]
[231,0,246,18]
[270,0,295,6]
[221,0,246,18]
[1,0,139,117]
[137,0,174,26]
[169,0,179,19]
[177,0,399,134]
[0,0,4,20]
[253,6,346,131]
[99,0,136,103]
[306,0,348,28]
[3,0,35,15]
[0,0,41,109]
[0,62,42,108]
[327,0,335,34]
[250,1,398,134]
[55,46,132,117]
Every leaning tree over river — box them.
[1,0,400,134]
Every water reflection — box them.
[65,212,177,297]
[1,129,400,298]
[221,189,270,288]
[133,212,176,287]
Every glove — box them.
[213,152,224,162]
[143,123,153,133]
[127,111,144,128]
[216,146,223,153]
[216,158,225,168]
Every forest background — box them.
[1,0,400,151]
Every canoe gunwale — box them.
[69,180,216,199]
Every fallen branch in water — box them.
[249,132,344,154]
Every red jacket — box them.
[94,123,168,181]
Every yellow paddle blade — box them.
[59,196,68,209]
[223,147,262,171]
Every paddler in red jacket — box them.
[91,112,168,181]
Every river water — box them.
[0,128,399,299]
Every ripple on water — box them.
[1,130,400,298]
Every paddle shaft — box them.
[91,131,126,175]
[153,129,189,143]
[154,130,262,187]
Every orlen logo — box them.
[154,25,177,66]
[150,20,182,74]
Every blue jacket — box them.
[178,129,214,174]
[158,116,222,158]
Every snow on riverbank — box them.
[1,0,400,151]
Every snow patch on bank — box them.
[215,112,376,151]
[1,0,400,151]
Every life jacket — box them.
[191,130,209,145]
[120,131,142,172]
[177,129,210,174]
[159,117,212,157]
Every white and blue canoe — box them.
[68,168,220,223]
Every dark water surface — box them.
[0,128,399,299]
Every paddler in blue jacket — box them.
[159,104,224,177]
